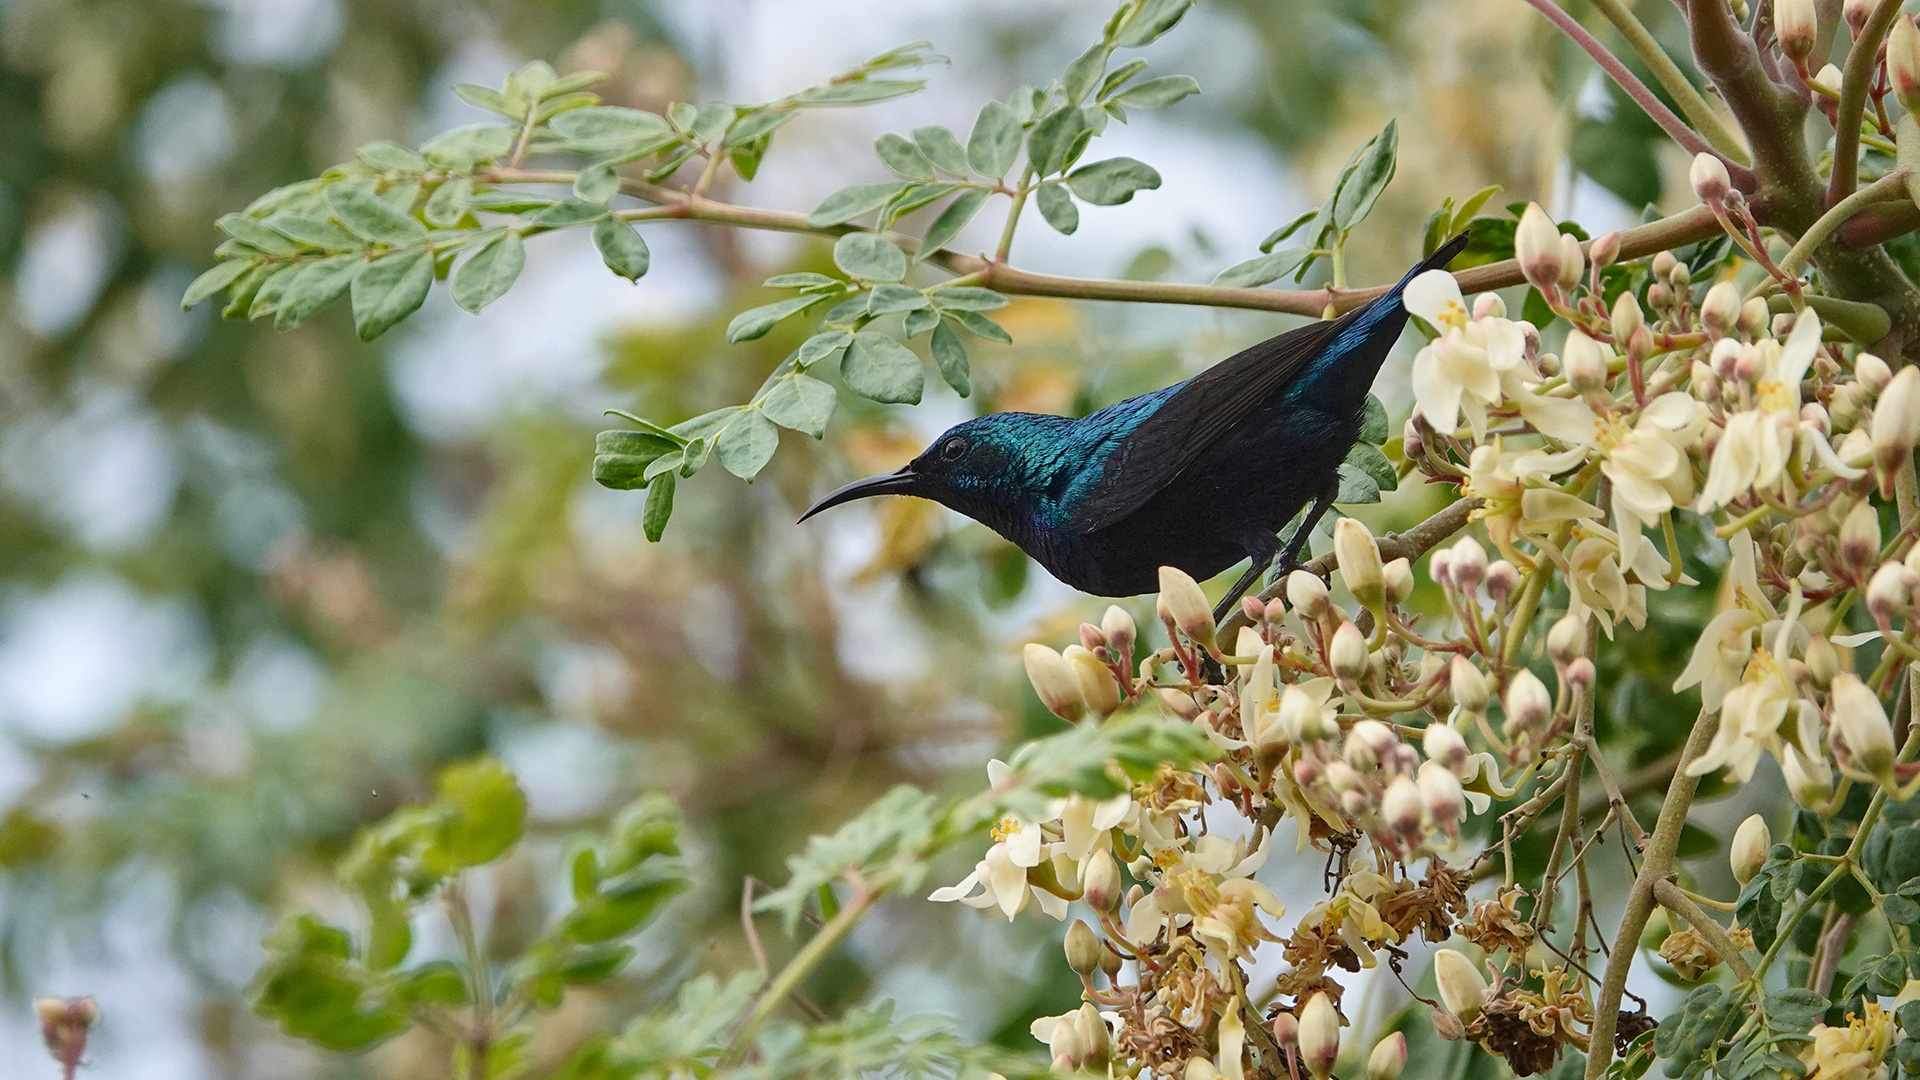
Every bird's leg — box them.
[1212,549,1276,625]
[1276,489,1338,579]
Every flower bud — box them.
[1516,203,1564,292]
[35,996,96,1078]
[1831,671,1897,781]
[1565,657,1596,689]
[1503,669,1553,734]
[1802,402,1831,436]
[1156,687,1200,719]
[1558,233,1585,290]
[1872,367,1920,496]
[1701,280,1740,338]
[1690,152,1732,202]
[1433,948,1488,1022]
[1840,501,1882,576]
[1730,814,1771,885]
[1383,558,1414,605]
[1382,774,1424,833]
[1335,517,1386,609]
[1590,231,1621,269]
[1288,569,1330,617]
[1157,566,1217,652]
[1447,536,1488,595]
[1547,613,1588,663]
[1805,635,1841,688]
[1564,328,1610,395]
[1368,1033,1408,1080]
[1857,353,1892,396]
[1025,644,1087,722]
[1066,919,1103,975]
[1782,744,1835,808]
[1775,0,1817,63]
[1432,1007,1466,1041]
[1329,621,1369,679]
[1450,655,1490,713]
[1846,0,1873,34]
[1419,759,1466,823]
[1424,722,1469,771]
[1298,992,1342,1080]
[1271,1012,1299,1047]
[1065,644,1123,717]
[1892,16,1920,117]
[1811,62,1843,95]
[1869,561,1912,622]
[1740,297,1771,339]
[1651,250,1677,278]
[1611,290,1643,344]
[1281,683,1337,742]
[1082,848,1121,911]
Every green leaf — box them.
[945,308,1012,344]
[690,102,737,145]
[1027,106,1090,176]
[842,331,924,404]
[764,272,840,289]
[902,307,939,338]
[1331,119,1398,232]
[421,124,517,165]
[217,212,300,255]
[264,211,361,251]
[1063,43,1111,104]
[1113,74,1199,109]
[1035,182,1079,234]
[181,260,254,309]
[1113,0,1192,47]
[328,186,429,247]
[808,181,910,227]
[423,178,471,228]
[574,163,622,204]
[275,255,363,329]
[763,374,837,437]
[797,330,853,367]
[966,100,1022,179]
[1260,208,1321,253]
[253,915,407,1051]
[725,108,794,146]
[643,472,674,541]
[1335,463,1381,505]
[867,284,929,315]
[349,250,434,341]
[929,286,1009,312]
[911,125,970,176]
[727,294,825,343]
[880,181,959,226]
[1887,895,1920,925]
[451,231,525,313]
[1344,440,1398,493]
[594,430,680,489]
[593,218,650,281]
[930,321,970,397]
[1065,157,1161,205]
[1212,247,1309,288]
[833,233,908,282]
[875,132,935,181]
[435,757,526,869]
[917,188,990,259]
[531,200,609,228]
[220,263,272,319]
[557,944,635,984]
[1360,394,1390,444]
[715,411,780,481]
[247,264,299,320]
[549,106,672,147]
[455,83,521,119]
[356,141,427,173]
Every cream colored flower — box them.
[1406,270,1532,440]
[1699,313,1863,512]
[1801,1003,1893,1080]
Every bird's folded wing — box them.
[1072,312,1353,535]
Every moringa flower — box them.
[1406,270,1532,440]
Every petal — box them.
[1403,270,1465,326]
[1777,310,1823,387]
[1412,348,1465,432]
[1005,822,1044,868]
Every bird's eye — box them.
[939,436,968,461]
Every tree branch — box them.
[1523,0,1748,177]
[1585,0,1755,166]
[1828,0,1904,204]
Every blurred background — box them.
[0,0,1732,1075]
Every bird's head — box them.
[798,412,1070,529]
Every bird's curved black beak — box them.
[797,466,924,523]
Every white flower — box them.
[1686,656,1807,781]
[1406,270,1532,440]
[1698,313,1864,512]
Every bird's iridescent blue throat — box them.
[801,233,1471,621]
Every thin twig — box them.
[1587,0,1754,164]
[1829,0,1905,204]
